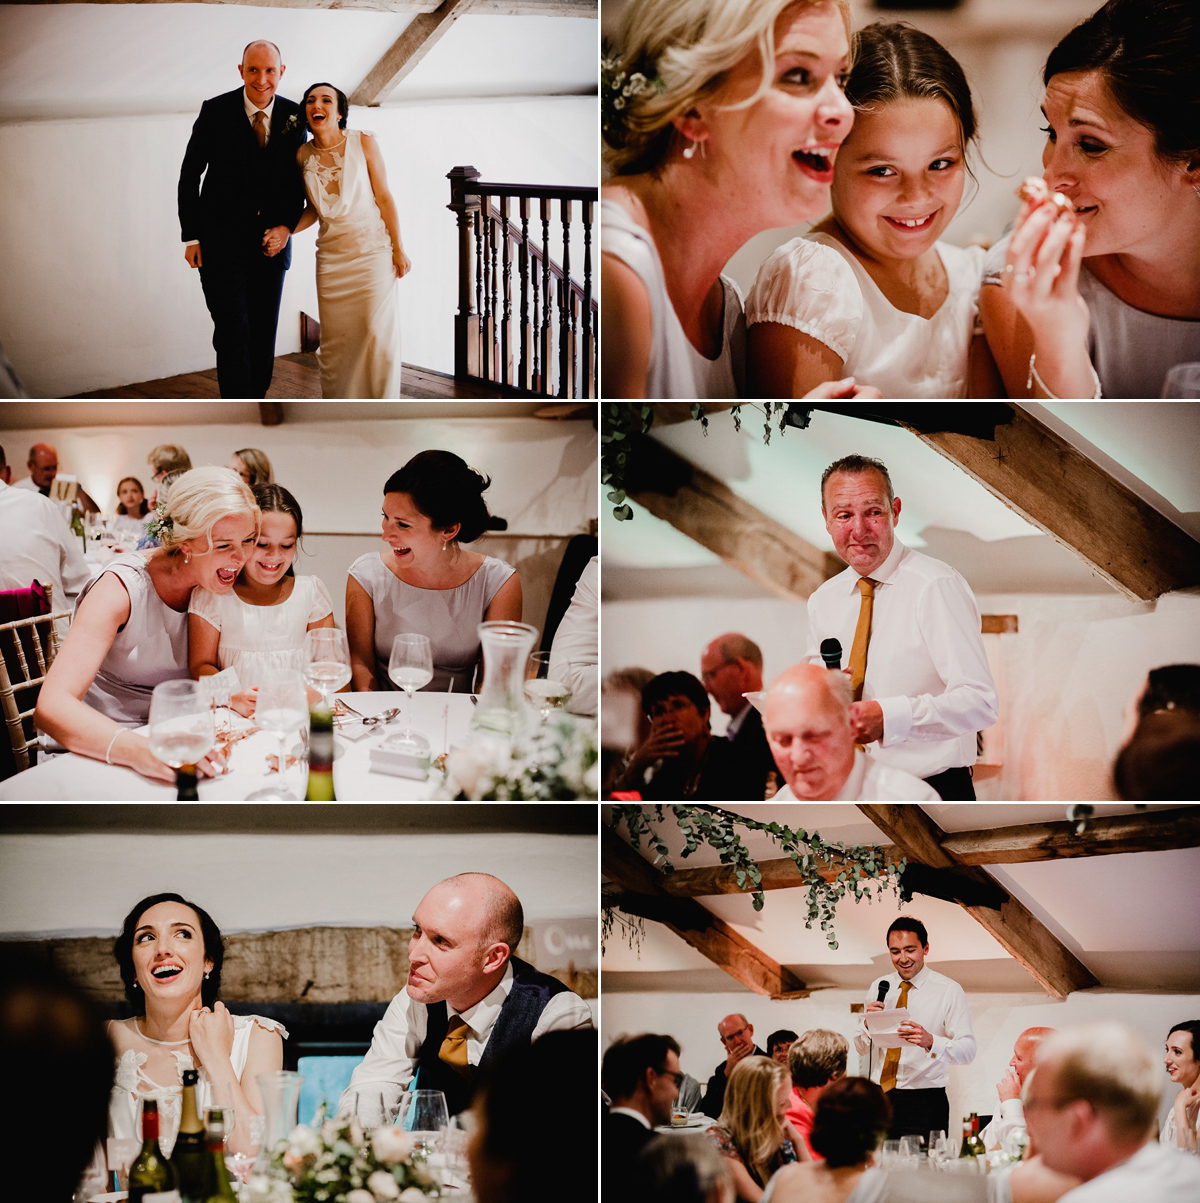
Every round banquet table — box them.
[0,691,477,801]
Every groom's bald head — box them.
[239,41,285,109]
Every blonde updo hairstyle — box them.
[157,466,259,557]
[605,0,851,177]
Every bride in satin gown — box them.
[292,82,412,398]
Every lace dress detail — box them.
[308,143,344,206]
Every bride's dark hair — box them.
[113,893,225,1013]
[302,81,349,131]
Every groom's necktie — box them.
[879,980,911,1092]
[438,1014,471,1079]
[253,110,267,149]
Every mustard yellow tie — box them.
[848,577,875,702]
[879,980,911,1092]
[253,110,267,148]
[439,1014,471,1078]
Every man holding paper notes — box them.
[854,917,976,1139]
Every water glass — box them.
[247,668,308,800]
[899,1134,921,1164]
[397,1089,449,1155]
[928,1130,948,1166]
[881,1139,901,1168]
[303,628,352,709]
[352,1091,390,1129]
[386,633,433,755]
[148,680,215,798]
[524,650,572,722]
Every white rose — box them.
[367,1170,401,1200]
[287,1124,322,1157]
[372,1127,416,1164]
[347,1191,375,1203]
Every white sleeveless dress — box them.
[108,1014,288,1153]
[302,129,402,398]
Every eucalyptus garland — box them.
[607,804,905,952]
[601,403,796,521]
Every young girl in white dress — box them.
[747,22,1000,398]
[189,483,334,717]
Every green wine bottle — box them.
[958,1116,973,1158]
[305,705,337,800]
[170,1070,212,1203]
[128,1098,180,1202]
[175,766,200,801]
[203,1108,239,1203]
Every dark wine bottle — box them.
[128,1098,180,1202]
[176,766,200,801]
[170,1069,212,1203]
[305,705,337,800]
[203,1108,239,1203]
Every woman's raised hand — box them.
[189,999,236,1070]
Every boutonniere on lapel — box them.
[281,113,301,136]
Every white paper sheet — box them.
[864,1007,911,1049]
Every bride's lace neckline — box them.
[134,1018,190,1046]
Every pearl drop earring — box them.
[683,139,697,160]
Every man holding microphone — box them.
[854,917,976,1139]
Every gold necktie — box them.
[879,980,911,1093]
[848,577,875,702]
[253,110,267,148]
[438,1014,471,1078]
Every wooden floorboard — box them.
[71,352,515,400]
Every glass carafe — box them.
[471,620,538,738]
[250,1070,304,1180]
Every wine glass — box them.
[385,633,433,756]
[247,668,308,800]
[148,680,215,800]
[524,650,572,724]
[397,1089,449,1157]
[303,628,352,711]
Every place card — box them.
[369,746,430,780]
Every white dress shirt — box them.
[854,965,976,1090]
[771,748,940,801]
[805,538,998,779]
[0,480,90,615]
[724,701,752,741]
[243,91,276,141]
[1060,1141,1200,1202]
[980,1098,1025,1151]
[548,556,597,718]
[337,960,593,1114]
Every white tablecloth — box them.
[0,692,475,801]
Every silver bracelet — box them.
[105,728,125,766]
[1027,353,1101,399]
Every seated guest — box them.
[339,873,592,1118]
[146,444,192,508]
[767,1030,798,1068]
[764,665,938,800]
[980,1027,1055,1152]
[1163,1020,1200,1154]
[701,633,779,798]
[707,1055,809,1202]
[229,447,274,488]
[701,1014,767,1119]
[0,442,90,612]
[1113,708,1200,800]
[786,1029,848,1160]
[109,892,284,1157]
[347,451,522,693]
[602,1032,683,1202]
[761,1077,890,1203]
[16,441,101,513]
[1,946,114,1203]
[549,554,598,718]
[614,671,746,799]
[468,1029,596,1203]
[1024,1022,1200,1201]
[35,466,257,782]
[189,483,335,717]
[633,1134,735,1203]
[113,476,151,538]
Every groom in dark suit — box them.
[178,40,308,398]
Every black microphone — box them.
[820,638,843,671]
[876,979,890,1004]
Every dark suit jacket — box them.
[727,705,779,799]
[178,88,307,263]
[602,1110,657,1203]
[698,1046,768,1118]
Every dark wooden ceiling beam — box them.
[258,402,283,426]
[603,829,808,999]
[859,805,1098,1000]
[908,404,1200,601]
[350,0,472,105]
[626,435,843,601]
[24,0,594,13]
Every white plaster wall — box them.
[601,986,1200,1131]
[0,96,596,398]
[600,590,1200,798]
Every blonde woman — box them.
[601,0,878,399]
[36,466,259,782]
[228,447,274,489]
[708,1056,809,1202]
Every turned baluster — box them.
[580,199,594,398]
[540,198,553,395]
[500,196,513,387]
[519,198,531,391]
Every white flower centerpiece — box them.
[243,1111,439,1203]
